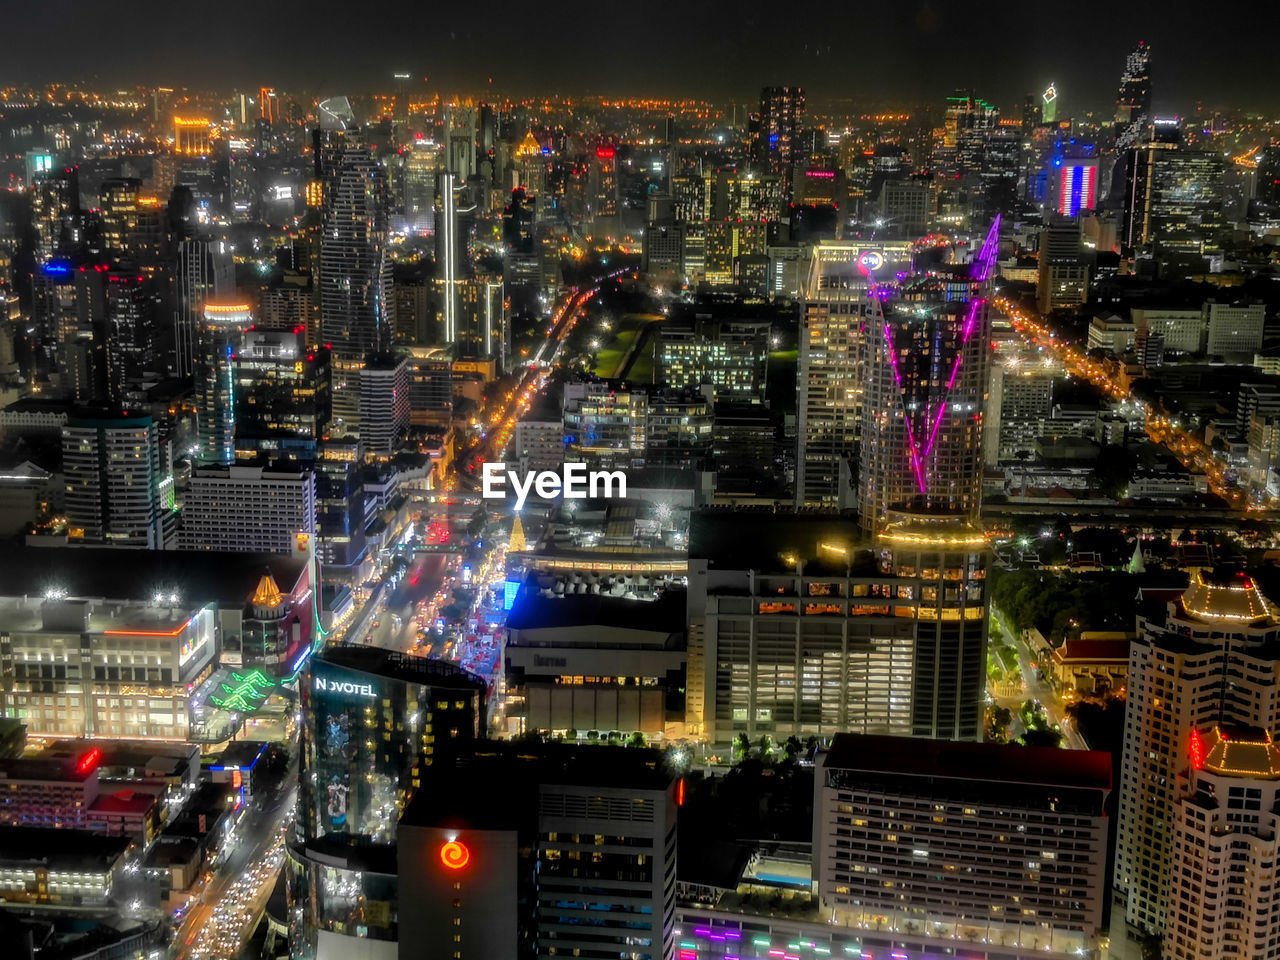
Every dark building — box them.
[232,331,331,462]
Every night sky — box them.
[3,0,1272,114]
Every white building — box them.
[1166,723,1280,960]
[815,733,1112,959]
[179,464,315,554]
[1204,300,1265,357]
[1116,570,1280,936]
[1131,307,1204,354]
[1086,314,1137,354]
[513,413,563,475]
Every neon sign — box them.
[858,250,884,273]
[314,676,376,698]
[440,840,470,870]
[209,670,278,713]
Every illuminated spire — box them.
[509,514,527,553]
[251,571,284,609]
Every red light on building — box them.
[77,748,102,774]
[1189,728,1205,770]
[595,145,616,160]
[676,777,685,807]
[440,839,470,870]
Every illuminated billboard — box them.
[1057,160,1098,217]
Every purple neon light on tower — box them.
[857,217,999,527]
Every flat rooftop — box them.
[690,509,870,575]
[0,826,130,869]
[0,546,309,604]
[315,646,485,692]
[824,733,1112,792]
[507,588,686,637]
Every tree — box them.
[732,733,750,764]
[626,732,647,748]
[757,734,775,762]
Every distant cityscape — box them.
[0,31,1277,960]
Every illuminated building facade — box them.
[29,165,80,262]
[1115,41,1153,137]
[178,463,316,555]
[686,511,987,744]
[0,546,312,733]
[173,117,213,156]
[1167,723,1280,960]
[195,301,252,465]
[397,743,677,960]
[1116,570,1280,936]
[1055,158,1099,217]
[756,86,805,170]
[858,218,998,528]
[63,411,168,548]
[174,237,234,377]
[291,647,485,960]
[815,734,1111,959]
[232,331,331,461]
[1122,131,1226,255]
[657,314,770,403]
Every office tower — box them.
[1115,570,1280,936]
[232,331,331,461]
[98,178,142,257]
[878,176,936,236]
[319,145,393,357]
[194,301,252,465]
[359,354,410,457]
[1037,216,1090,314]
[179,463,316,553]
[290,647,485,957]
[657,313,770,403]
[588,143,620,237]
[1203,299,1265,357]
[858,218,999,527]
[756,86,804,170]
[686,510,987,743]
[815,735,1112,959]
[102,270,160,399]
[796,252,869,508]
[259,86,279,125]
[403,139,442,235]
[437,171,462,344]
[1114,40,1153,143]
[319,141,393,440]
[62,411,167,548]
[174,238,233,376]
[173,117,213,156]
[30,165,80,263]
[397,743,677,960]
[501,187,535,254]
[455,275,505,363]
[703,219,766,287]
[1166,723,1280,960]
[443,105,477,178]
[1122,128,1226,255]
[313,451,366,576]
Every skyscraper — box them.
[232,331,331,462]
[1122,127,1226,255]
[62,411,168,549]
[437,171,462,344]
[1114,40,1153,142]
[1115,570,1280,936]
[858,218,999,527]
[195,301,252,465]
[174,237,233,377]
[756,86,804,170]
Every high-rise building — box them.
[397,743,678,960]
[62,411,168,549]
[858,219,999,527]
[232,331,331,461]
[102,270,160,399]
[1115,569,1280,936]
[174,238,233,377]
[195,301,252,465]
[815,734,1112,959]
[686,509,987,743]
[437,171,463,344]
[1037,216,1090,314]
[1122,127,1225,255]
[30,165,80,262]
[178,463,316,554]
[359,354,410,457]
[290,646,485,958]
[403,140,442,236]
[319,142,393,391]
[1054,157,1100,217]
[756,86,805,170]
[1166,723,1280,960]
[1114,40,1153,142]
[1203,299,1265,357]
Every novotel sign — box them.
[314,676,376,698]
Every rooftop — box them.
[1181,568,1277,625]
[1198,724,1280,779]
[0,826,130,869]
[690,509,869,575]
[824,734,1112,792]
[507,588,686,637]
[0,546,309,606]
[315,646,485,692]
